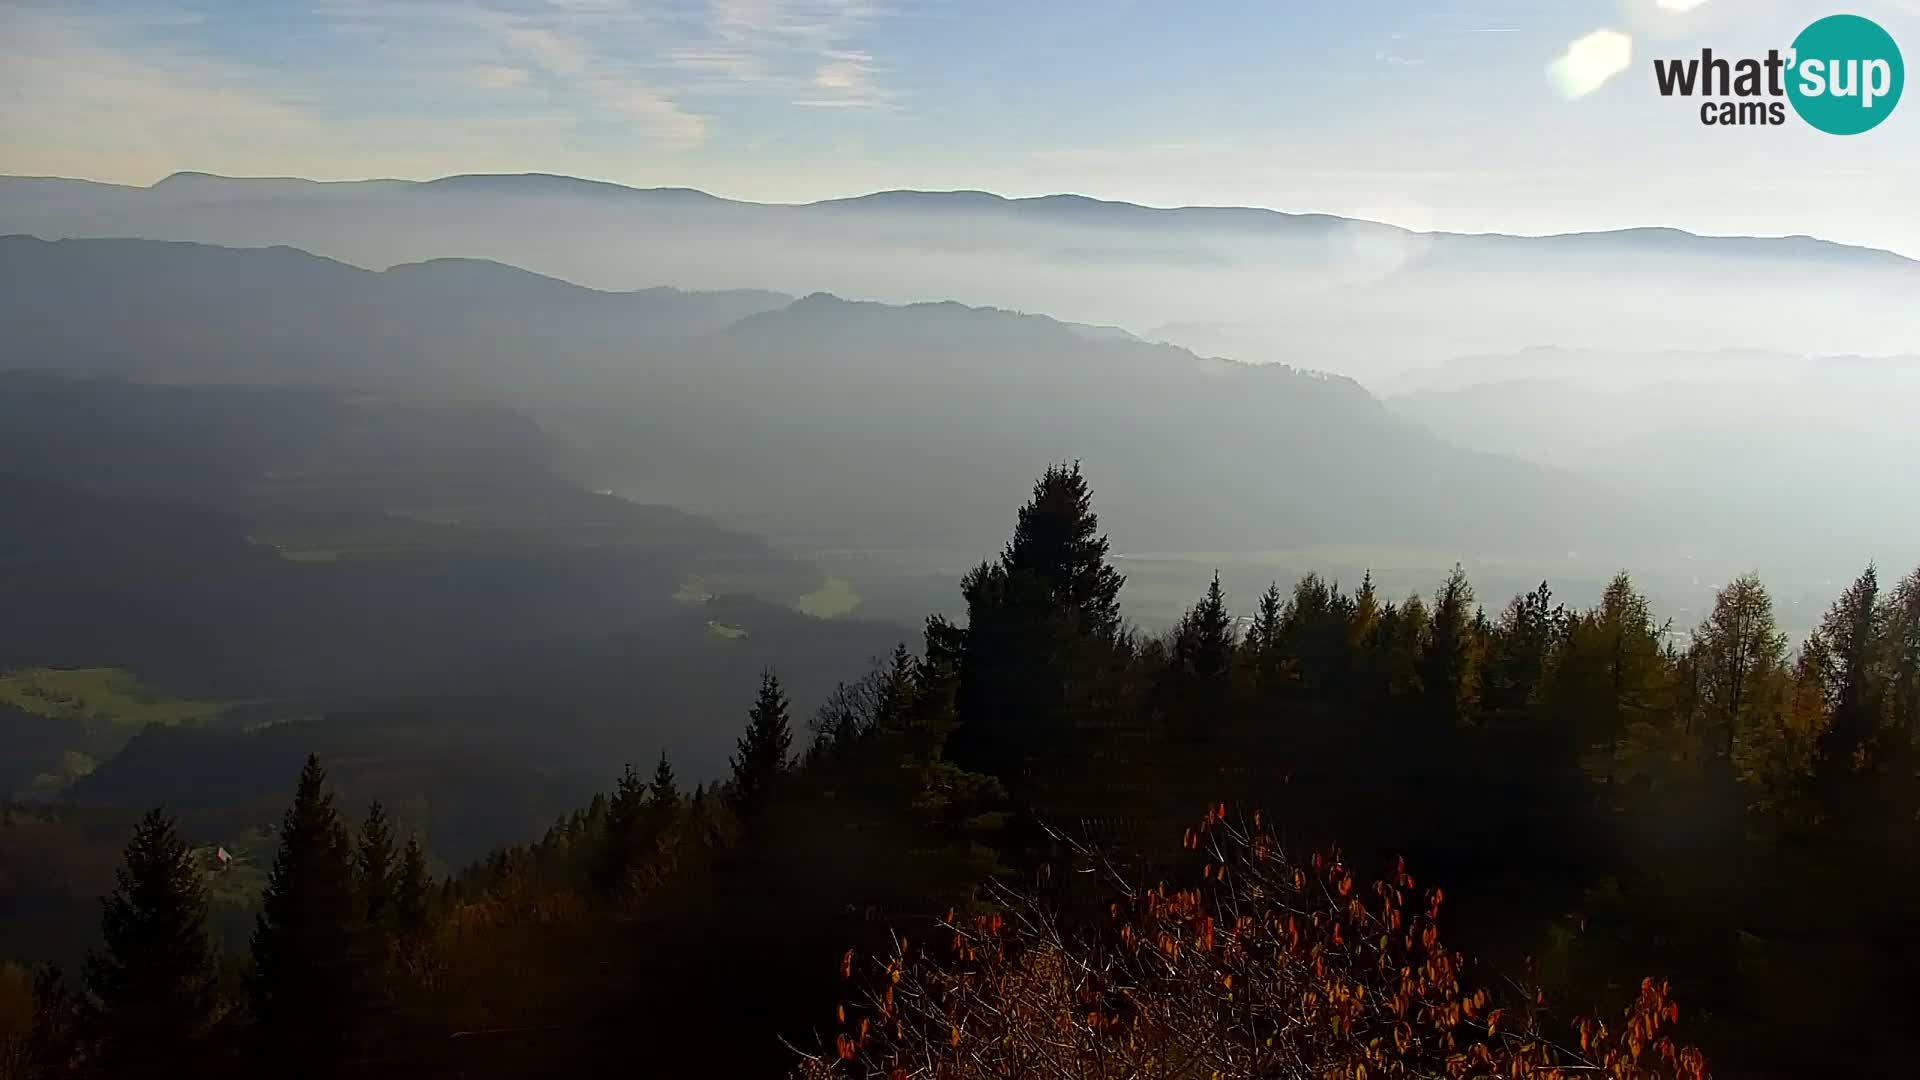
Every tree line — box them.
[8,463,1919,1076]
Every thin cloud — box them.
[0,4,700,182]
[459,7,708,143]
[467,65,532,90]
[1548,29,1634,99]
[696,0,902,106]
[798,48,894,107]
[669,47,769,83]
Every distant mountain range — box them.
[1382,348,1920,570]
[6,172,1915,382]
[0,235,1646,560]
[7,171,1915,270]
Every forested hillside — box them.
[9,466,1915,1078]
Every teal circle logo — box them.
[1787,14,1903,134]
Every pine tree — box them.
[730,670,794,821]
[83,808,217,1078]
[356,800,395,930]
[394,836,432,938]
[250,755,360,1075]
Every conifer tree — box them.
[730,671,794,821]
[999,462,1125,639]
[1282,573,1350,689]
[1544,572,1668,785]
[1882,566,1920,749]
[1172,573,1236,737]
[1388,595,1429,697]
[83,807,217,1079]
[593,763,648,900]
[647,751,679,813]
[951,465,1129,787]
[875,642,918,734]
[393,836,432,938]
[1421,565,1482,726]
[356,800,395,930]
[1244,581,1288,698]
[250,755,360,1075]
[1347,572,1381,660]
[1743,635,1832,814]
[1485,581,1562,712]
[1813,565,1883,785]
[1691,574,1789,772]
[16,964,83,1080]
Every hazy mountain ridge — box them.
[1383,350,1920,568]
[8,171,1915,268]
[1382,346,1920,395]
[7,172,1916,383]
[0,234,1638,560]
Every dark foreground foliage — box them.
[805,811,1706,1080]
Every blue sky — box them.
[3,1,1917,253]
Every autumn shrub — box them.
[801,805,1708,1079]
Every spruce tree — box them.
[1244,581,1288,698]
[647,751,679,813]
[356,800,395,930]
[730,670,794,821]
[1421,565,1482,727]
[952,465,1128,785]
[1485,581,1562,712]
[250,755,360,1075]
[593,763,648,900]
[875,642,918,734]
[1813,565,1883,783]
[1882,566,1920,749]
[999,462,1125,638]
[83,807,217,1078]
[394,836,432,938]
[1281,573,1338,688]
[1389,595,1429,697]
[1172,573,1236,737]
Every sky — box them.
[3,0,1918,254]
